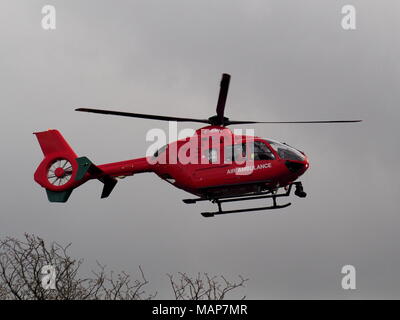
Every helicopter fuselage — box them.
[151,126,309,198]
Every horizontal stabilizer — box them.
[100,176,118,198]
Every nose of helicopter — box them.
[284,156,309,176]
[303,157,310,173]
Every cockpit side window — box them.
[224,144,246,163]
[252,141,275,161]
[224,141,274,162]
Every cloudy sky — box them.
[0,0,399,299]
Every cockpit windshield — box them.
[267,140,305,161]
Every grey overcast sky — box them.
[0,0,399,299]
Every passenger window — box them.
[234,144,247,162]
[224,144,247,163]
[204,148,219,163]
[224,145,234,163]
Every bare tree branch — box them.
[0,234,247,300]
[167,272,248,300]
[0,234,153,300]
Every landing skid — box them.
[182,182,306,217]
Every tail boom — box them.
[97,157,152,177]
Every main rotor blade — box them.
[75,108,210,124]
[227,119,362,125]
[216,73,231,124]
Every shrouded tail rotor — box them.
[47,159,73,186]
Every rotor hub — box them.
[208,115,230,126]
[54,167,65,178]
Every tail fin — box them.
[33,130,117,202]
[35,130,77,158]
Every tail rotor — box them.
[47,159,73,186]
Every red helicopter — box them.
[33,74,361,217]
